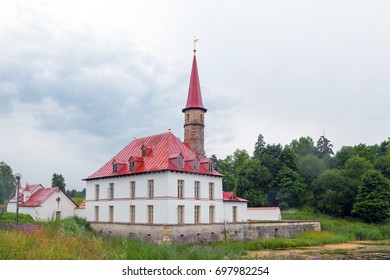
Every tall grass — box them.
[1,210,390,259]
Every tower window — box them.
[186,114,190,122]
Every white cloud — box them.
[0,0,389,189]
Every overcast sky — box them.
[1,0,389,190]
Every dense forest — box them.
[212,134,390,223]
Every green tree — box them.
[236,158,271,207]
[344,156,374,186]
[298,154,326,182]
[313,170,356,217]
[52,173,66,192]
[316,135,334,159]
[275,166,306,209]
[0,162,14,204]
[352,170,390,223]
[374,155,390,179]
[253,134,266,159]
[289,136,316,157]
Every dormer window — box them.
[129,161,135,171]
[141,145,152,157]
[178,156,183,168]
[208,162,213,171]
[113,164,118,173]
[194,159,198,170]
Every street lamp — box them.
[14,173,22,225]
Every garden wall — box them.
[91,220,321,244]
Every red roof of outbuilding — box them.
[223,191,248,202]
[182,55,207,112]
[85,132,222,180]
[20,187,59,207]
[10,184,78,207]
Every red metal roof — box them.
[10,184,78,207]
[85,131,222,180]
[20,187,60,207]
[182,55,207,112]
[223,191,248,202]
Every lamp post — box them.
[14,173,22,225]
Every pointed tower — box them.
[182,46,207,158]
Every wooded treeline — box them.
[213,134,390,223]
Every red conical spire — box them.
[182,54,207,112]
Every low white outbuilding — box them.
[7,184,79,221]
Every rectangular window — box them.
[194,160,198,170]
[113,164,118,173]
[194,181,200,200]
[55,211,61,221]
[178,156,183,168]
[142,148,147,157]
[178,180,184,199]
[209,205,215,224]
[194,205,201,224]
[108,183,114,200]
[209,182,214,200]
[147,180,154,199]
[232,206,237,223]
[94,206,99,222]
[208,162,213,171]
[95,184,100,200]
[147,205,153,224]
[130,181,136,199]
[178,205,184,224]
[129,161,135,171]
[130,205,135,223]
[109,206,114,223]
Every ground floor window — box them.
[178,205,184,224]
[209,205,215,224]
[147,205,153,224]
[109,206,114,223]
[194,205,201,224]
[130,205,135,223]
[232,206,237,223]
[94,206,99,222]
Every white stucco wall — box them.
[6,189,77,221]
[247,207,281,221]
[223,201,248,223]
[85,171,230,224]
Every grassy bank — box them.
[1,210,390,259]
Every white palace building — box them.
[82,48,303,244]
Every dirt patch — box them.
[246,240,390,260]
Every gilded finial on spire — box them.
[193,37,199,54]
